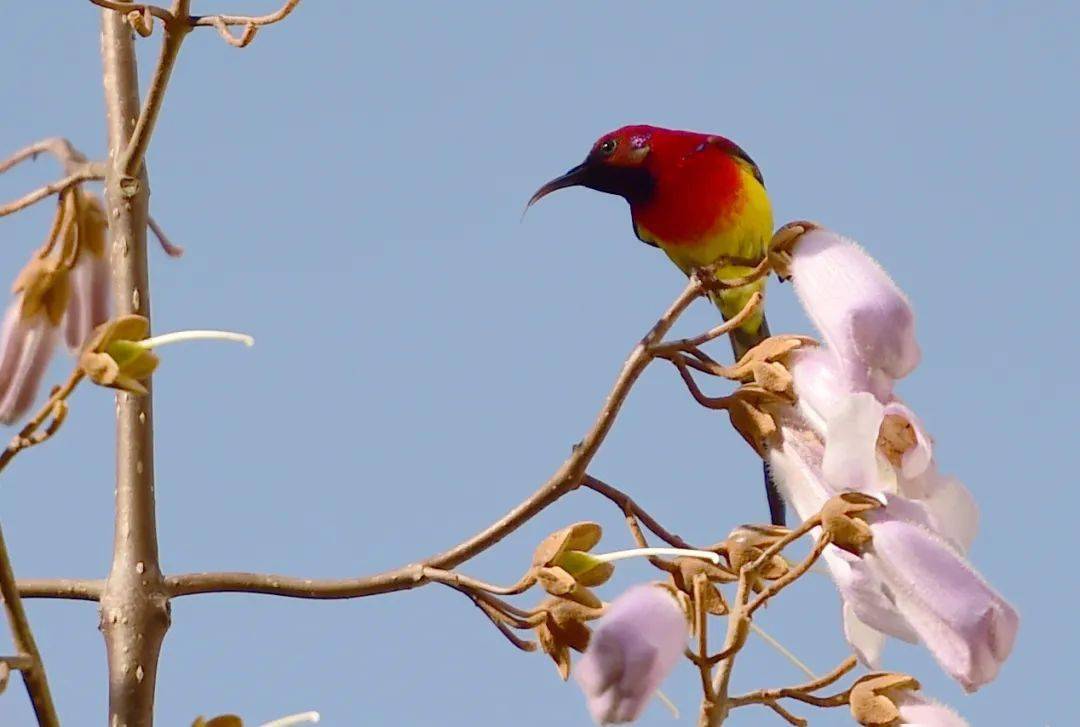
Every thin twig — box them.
[731,655,858,707]
[0,169,102,218]
[148,215,184,257]
[16,579,104,601]
[670,355,733,410]
[579,475,693,549]
[423,569,541,620]
[0,522,59,726]
[0,141,55,175]
[693,574,715,700]
[698,256,772,292]
[0,655,35,671]
[762,700,807,726]
[0,370,85,474]
[191,0,301,47]
[622,509,651,549]
[0,138,87,176]
[191,0,300,26]
[467,596,538,652]
[748,517,819,572]
[88,0,174,23]
[701,566,751,726]
[445,570,537,597]
[747,534,831,614]
[118,7,191,176]
[649,291,763,356]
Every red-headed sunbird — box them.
[528,125,785,525]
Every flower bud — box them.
[574,584,687,724]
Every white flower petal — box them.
[822,392,892,494]
[842,601,887,668]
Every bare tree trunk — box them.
[97,14,169,726]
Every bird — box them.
[527,124,785,525]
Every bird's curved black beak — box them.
[526,162,589,210]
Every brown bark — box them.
[97,13,169,726]
[0,523,58,726]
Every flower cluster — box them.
[766,228,1019,691]
[558,228,1018,725]
[0,188,110,423]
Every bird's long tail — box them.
[712,285,787,526]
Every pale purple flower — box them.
[790,350,978,551]
[871,499,1016,689]
[789,228,920,399]
[0,303,59,425]
[0,191,112,424]
[771,427,1017,690]
[0,259,110,425]
[573,584,687,724]
[895,692,969,726]
[765,226,1018,691]
[829,502,1017,690]
[63,252,111,352]
[64,192,111,351]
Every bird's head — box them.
[527,125,658,209]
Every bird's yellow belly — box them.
[647,176,773,328]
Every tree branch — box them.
[648,291,762,356]
[729,655,858,708]
[118,1,191,177]
[191,0,301,27]
[746,534,831,615]
[88,0,173,24]
[166,279,706,599]
[148,215,184,257]
[98,11,169,726]
[16,579,104,602]
[701,564,751,726]
[0,168,103,218]
[0,522,59,726]
[0,138,88,176]
[191,0,301,48]
[578,475,694,549]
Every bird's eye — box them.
[598,139,617,157]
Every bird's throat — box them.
[584,165,655,205]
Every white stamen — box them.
[256,711,320,727]
[655,689,680,718]
[749,621,816,679]
[138,329,254,349]
[593,547,720,565]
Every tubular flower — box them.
[0,189,111,424]
[573,584,687,724]
[849,673,969,727]
[63,191,111,351]
[789,228,920,400]
[0,284,61,424]
[764,228,1017,691]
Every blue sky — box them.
[0,2,1076,725]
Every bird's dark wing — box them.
[691,136,766,189]
[729,312,787,526]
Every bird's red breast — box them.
[619,126,751,247]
